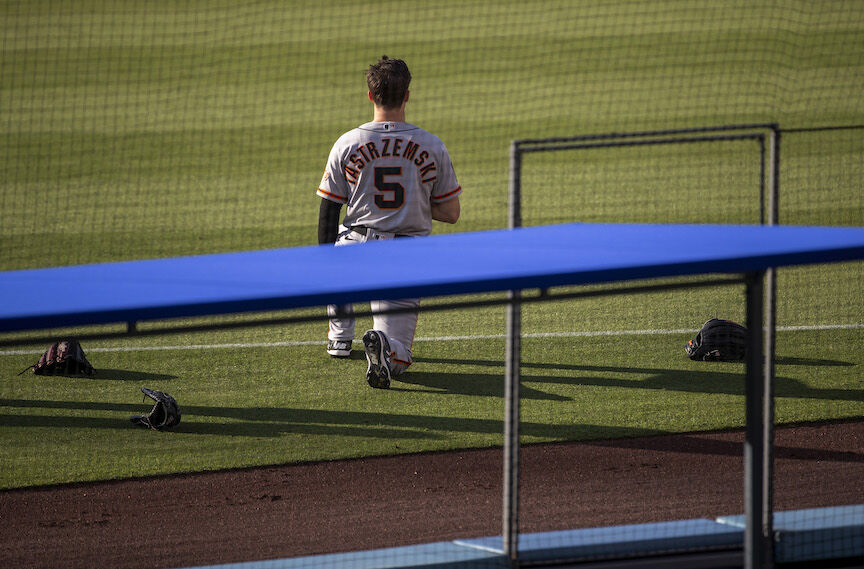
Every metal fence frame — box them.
[506,124,782,568]
[505,122,862,567]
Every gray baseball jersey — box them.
[317,121,461,236]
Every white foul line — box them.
[1,323,862,356]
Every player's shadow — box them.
[395,370,568,401]
[411,357,864,402]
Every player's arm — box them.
[431,195,460,224]
[318,198,343,244]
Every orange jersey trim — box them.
[393,358,412,367]
[317,188,347,203]
[432,185,462,201]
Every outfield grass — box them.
[2,1,863,267]
[2,325,863,489]
[1,1,863,489]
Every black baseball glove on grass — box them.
[685,318,748,361]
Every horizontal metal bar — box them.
[512,122,864,150]
[0,276,745,348]
[514,123,778,147]
[518,548,743,569]
[780,124,864,133]
[519,133,765,154]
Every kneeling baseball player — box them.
[316,56,462,388]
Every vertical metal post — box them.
[758,135,766,225]
[503,292,521,566]
[509,141,522,230]
[745,271,769,569]
[504,140,523,565]
[768,126,780,227]
[761,269,777,568]
[761,125,781,568]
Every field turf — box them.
[1,1,862,489]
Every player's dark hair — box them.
[366,55,411,110]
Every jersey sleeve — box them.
[316,143,350,204]
[430,145,461,203]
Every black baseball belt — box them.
[350,226,412,239]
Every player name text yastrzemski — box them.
[344,138,437,185]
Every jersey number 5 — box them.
[374,167,404,209]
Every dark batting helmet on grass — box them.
[131,388,181,430]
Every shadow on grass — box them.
[412,357,864,402]
[15,369,177,381]
[1,354,859,441]
[2,398,860,462]
[93,368,177,381]
[0,397,660,440]
[397,370,567,401]
[775,356,854,367]
[585,426,864,463]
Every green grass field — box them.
[1,1,862,490]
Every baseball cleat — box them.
[326,340,352,357]
[362,330,392,389]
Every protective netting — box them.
[2,2,863,567]
[2,1,862,269]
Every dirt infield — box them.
[2,419,862,569]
